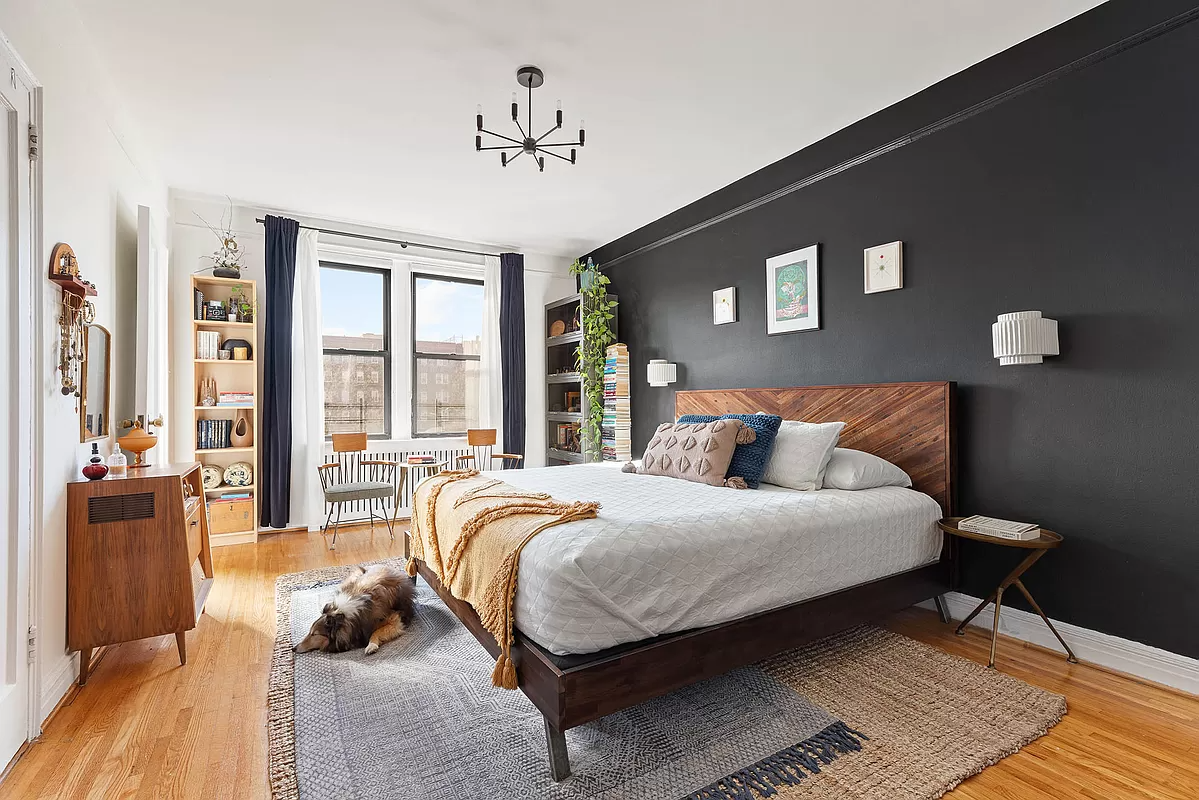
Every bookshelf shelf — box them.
[544,291,616,465]
[192,275,259,547]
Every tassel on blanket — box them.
[724,476,748,490]
[404,557,418,577]
[491,653,519,689]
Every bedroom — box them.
[0,0,1196,798]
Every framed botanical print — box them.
[765,244,819,335]
[712,287,737,325]
[864,241,903,293]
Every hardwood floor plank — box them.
[0,528,1195,799]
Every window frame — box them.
[320,260,393,439]
[411,271,484,438]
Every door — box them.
[134,205,170,464]
[0,55,36,766]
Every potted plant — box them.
[229,284,255,323]
[569,258,617,461]
[196,198,244,278]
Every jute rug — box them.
[269,561,1065,800]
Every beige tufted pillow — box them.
[628,419,756,488]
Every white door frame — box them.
[0,28,44,743]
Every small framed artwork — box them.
[712,287,737,325]
[765,244,819,335]
[864,241,903,293]
[565,391,581,413]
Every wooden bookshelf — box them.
[544,292,616,466]
[192,275,260,547]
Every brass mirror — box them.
[80,324,111,442]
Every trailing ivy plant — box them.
[570,258,617,461]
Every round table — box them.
[938,517,1078,668]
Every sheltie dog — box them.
[293,564,415,655]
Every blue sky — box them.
[319,268,482,341]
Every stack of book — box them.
[196,330,222,360]
[196,419,232,450]
[218,391,254,406]
[601,343,632,462]
[407,455,437,465]
[958,515,1041,541]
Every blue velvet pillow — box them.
[676,413,783,488]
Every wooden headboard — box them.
[675,381,955,514]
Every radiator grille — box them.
[88,492,156,524]
[323,445,469,523]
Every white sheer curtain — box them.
[290,229,326,530]
[479,255,504,448]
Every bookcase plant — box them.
[570,258,617,460]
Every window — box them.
[320,263,391,436]
[412,273,483,436]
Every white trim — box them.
[39,653,77,724]
[210,531,259,548]
[922,592,1199,695]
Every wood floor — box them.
[3,528,1196,799]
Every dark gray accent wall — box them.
[588,0,1199,658]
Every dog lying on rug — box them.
[293,564,414,655]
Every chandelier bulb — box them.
[570,148,577,164]
[476,104,483,132]
[538,156,545,172]
[475,134,481,151]
[501,152,508,167]
[511,92,518,121]
[556,99,563,128]
[579,121,586,147]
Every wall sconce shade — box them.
[647,359,677,387]
[992,310,1059,365]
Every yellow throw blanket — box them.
[405,470,600,689]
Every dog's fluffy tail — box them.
[394,574,415,626]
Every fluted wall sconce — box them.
[646,359,678,387]
[992,311,1059,365]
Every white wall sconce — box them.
[647,359,677,387]
[992,311,1059,365]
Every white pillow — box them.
[759,420,845,491]
[822,448,912,490]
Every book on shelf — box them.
[196,330,222,360]
[196,418,232,450]
[407,455,436,465]
[957,515,1041,540]
[218,391,254,405]
[193,288,205,321]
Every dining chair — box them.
[454,428,523,470]
[317,432,396,550]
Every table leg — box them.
[1013,578,1079,663]
[955,589,997,635]
[988,586,1005,668]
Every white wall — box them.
[0,1,169,723]
[168,194,572,481]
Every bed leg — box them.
[543,717,571,781]
[934,594,951,624]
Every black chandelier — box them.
[476,65,585,172]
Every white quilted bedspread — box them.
[491,464,943,656]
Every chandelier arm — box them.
[478,145,523,152]
[538,140,582,148]
[506,149,525,163]
[513,117,527,139]
[539,148,574,164]
[534,126,561,144]
[481,129,525,147]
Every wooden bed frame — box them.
[411,381,956,780]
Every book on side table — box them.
[958,514,1040,540]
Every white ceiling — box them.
[73,0,1103,256]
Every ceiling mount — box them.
[476,64,585,173]
[515,65,544,89]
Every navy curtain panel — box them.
[499,253,526,467]
[260,215,299,527]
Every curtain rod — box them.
[254,217,501,259]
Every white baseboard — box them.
[40,652,78,725]
[920,592,1199,695]
[210,530,258,547]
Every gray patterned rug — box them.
[269,562,1066,800]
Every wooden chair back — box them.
[332,432,368,453]
[467,429,496,466]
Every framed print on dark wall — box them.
[765,244,819,335]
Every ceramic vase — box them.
[230,409,253,448]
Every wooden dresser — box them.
[67,462,214,685]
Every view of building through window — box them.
[413,274,483,435]
[320,265,389,436]
[319,265,484,438]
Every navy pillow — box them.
[676,413,783,488]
